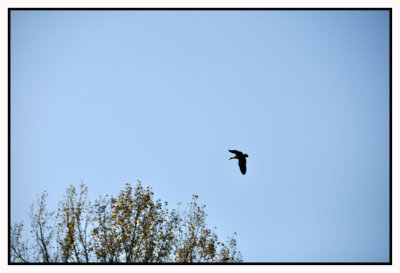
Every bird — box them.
[229,150,248,175]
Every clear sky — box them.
[10,10,390,262]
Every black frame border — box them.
[8,7,392,266]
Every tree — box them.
[9,180,243,263]
[171,195,242,263]
[57,183,92,262]
[10,222,29,263]
[27,191,59,262]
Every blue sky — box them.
[10,10,390,262]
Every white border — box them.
[2,1,398,273]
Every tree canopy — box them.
[10,180,242,263]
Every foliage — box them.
[10,181,242,263]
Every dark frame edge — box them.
[8,7,12,266]
[7,7,393,11]
[7,7,393,266]
[388,7,392,266]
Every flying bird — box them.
[229,150,248,175]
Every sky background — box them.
[10,10,390,262]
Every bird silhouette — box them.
[229,150,248,175]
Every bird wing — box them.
[238,159,247,175]
[229,150,243,156]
